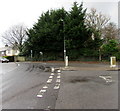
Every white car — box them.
[0,57,9,63]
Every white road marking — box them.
[51,73,54,75]
[49,76,53,79]
[99,76,113,83]
[57,73,61,75]
[57,70,61,73]
[99,76,107,80]
[54,83,60,89]
[37,69,62,97]
[47,79,52,83]
[43,86,48,89]
[57,76,61,79]
[55,83,60,86]
[56,79,60,83]
[37,94,43,98]
[54,86,60,89]
[37,89,46,97]
[40,89,46,93]
[99,76,112,80]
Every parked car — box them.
[0,57,9,63]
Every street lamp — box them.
[60,19,66,62]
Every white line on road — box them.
[57,76,61,79]
[54,83,60,89]
[56,79,60,83]
[99,76,113,83]
[43,86,48,89]
[49,76,53,79]
[37,89,46,98]
[57,70,61,73]
[37,94,43,98]
[40,89,46,93]
[51,73,54,75]
[99,76,112,80]
[47,79,53,83]
[54,85,60,89]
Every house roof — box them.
[0,46,12,52]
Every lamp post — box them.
[60,19,66,62]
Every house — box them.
[0,45,19,57]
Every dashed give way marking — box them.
[57,76,61,79]
[37,89,46,98]
[51,73,54,76]
[49,76,53,79]
[37,94,43,98]
[54,83,60,89]
[43,86,48,89]
[40,89,46,93]
[56,79,60,83]
[47,79,52,83]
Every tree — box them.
[2,24,28,52]
[86,8,110,30]
[25,2,108,60]
[24,8,68,59]
[85,8,110,61]
[101,22,119,42]
[85,8,110,39]
[66,2,92,50]
[102,39,119,57]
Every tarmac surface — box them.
[1,61,119,110]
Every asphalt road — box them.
[1,62,118,110]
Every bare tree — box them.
[2,24,28,52]
[85,8,110,33]
[85,8,110,61]
[101,22,119,42]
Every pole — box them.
[62,19,66,64]
[60,18,67,67]
[31,50,33,60]
[65,56,68,67]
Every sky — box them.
[0,0,119,47]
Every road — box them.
[1,62,118,110]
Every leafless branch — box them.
[2,24,28,52]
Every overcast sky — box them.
[0,0,119,47]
